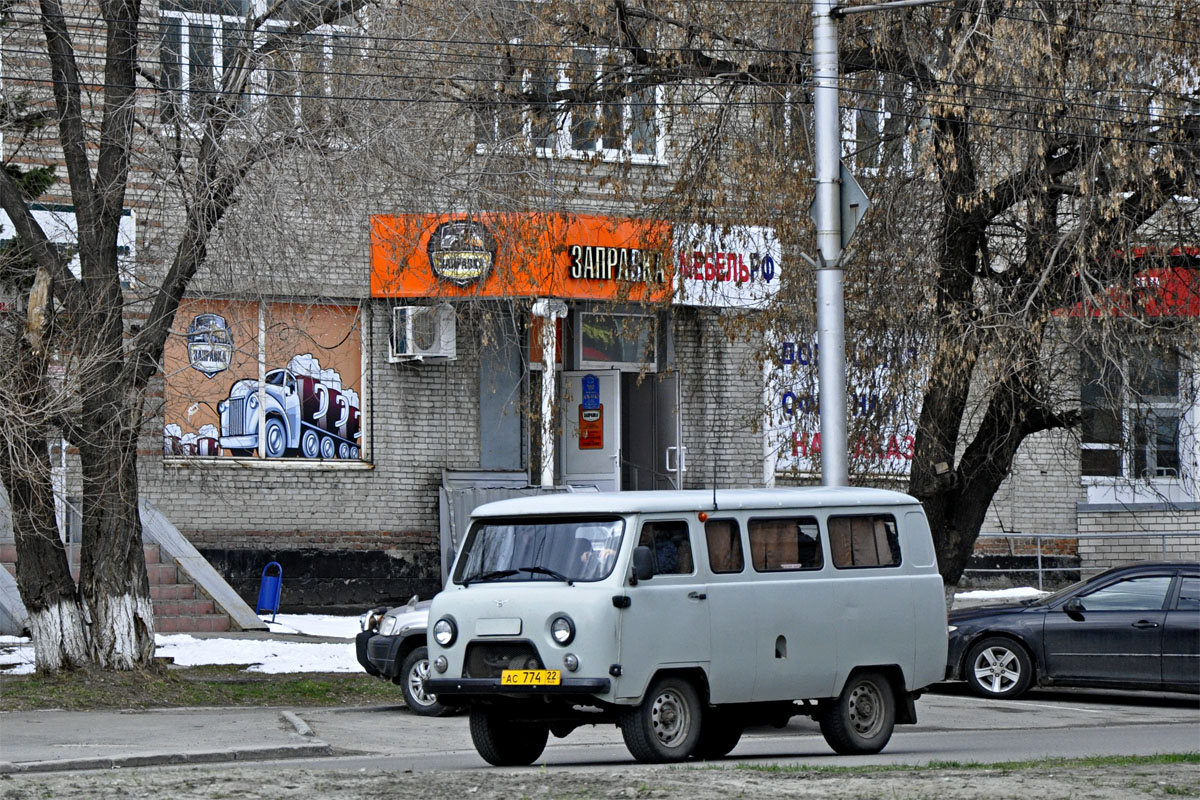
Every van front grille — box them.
[463,641,543,679]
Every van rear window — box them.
[748,517,822,572]
[828,515,901,568]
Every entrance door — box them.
[655,375,683,489]
[561,370,621,491]
[621,374,683,490]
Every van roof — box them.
[471,487,920,519]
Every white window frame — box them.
[476,46,666,166]
[1080,340,1196,498]
[841,78,913,177]
[158,6,351,130]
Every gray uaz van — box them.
[426,488,947,765]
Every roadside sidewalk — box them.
[0,705,333,774]
[0,623,365,773]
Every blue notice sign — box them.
[581,374,601,410]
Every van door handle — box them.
[1131,620,1159,629]
[688,591,707,601]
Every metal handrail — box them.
[964,531,1200,589]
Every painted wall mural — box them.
[163,300,363,460]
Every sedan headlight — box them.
[433,617,457,647]
[247,393,259,409]
[550,615,575,645]
[947,625,958,633]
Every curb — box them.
[0,712,328,775]
[0,741,333,775]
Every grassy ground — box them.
[0,664,405,711]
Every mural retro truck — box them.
[219,355,361,459]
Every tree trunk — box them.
[0,334,89,671]
[916,349,1075,587]
[77,398,155,669]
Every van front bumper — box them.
[426,677,611,697]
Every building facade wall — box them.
[1077,506,1200,570]
[140,296,765,608]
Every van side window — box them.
[638,521,694,575]
[748,517,822,571]
[704,519,744,573]
[828,515,901,568]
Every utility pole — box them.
[812,0,849,487]
[810,0,942,488]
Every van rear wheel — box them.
[620,676,702,763]
[468,706,548,766]
[818,671,895,755]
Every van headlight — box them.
[433,617,457,647]
[550,615,575,645]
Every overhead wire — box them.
[0,3,1195,150]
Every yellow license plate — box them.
[500,669,561,686]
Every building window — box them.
[1081,341,1184,479]
[576,312,657,370]
[841,75,914,176]
[159,0,355,131]
[476,47,665,164]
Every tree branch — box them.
[0,168,83,308]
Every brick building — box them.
[1,0,1195,612]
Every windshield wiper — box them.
[518,565,574,586]
[462,569,519,586]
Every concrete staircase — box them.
[0,541,232,634]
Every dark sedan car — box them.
[946,561,1199,699]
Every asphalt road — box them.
[264,684,1199,772]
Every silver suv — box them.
[355,596,449,716]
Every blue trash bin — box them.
[256,561,283,622]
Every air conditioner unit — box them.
[389,304,456,363]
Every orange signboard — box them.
[370,212,674,302]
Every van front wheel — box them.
[818,671,895,755]
[620,676,702,763]
[468,706,548,766]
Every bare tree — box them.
[446,0,1199,587]
[0,0,371,670]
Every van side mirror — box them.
[631,546,655,583]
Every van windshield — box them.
[454,517,624,585]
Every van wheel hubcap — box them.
[650,688,690,747]
[847,681,884,737]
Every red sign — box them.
[1062,249,1198,319]
[579,405,604,449]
